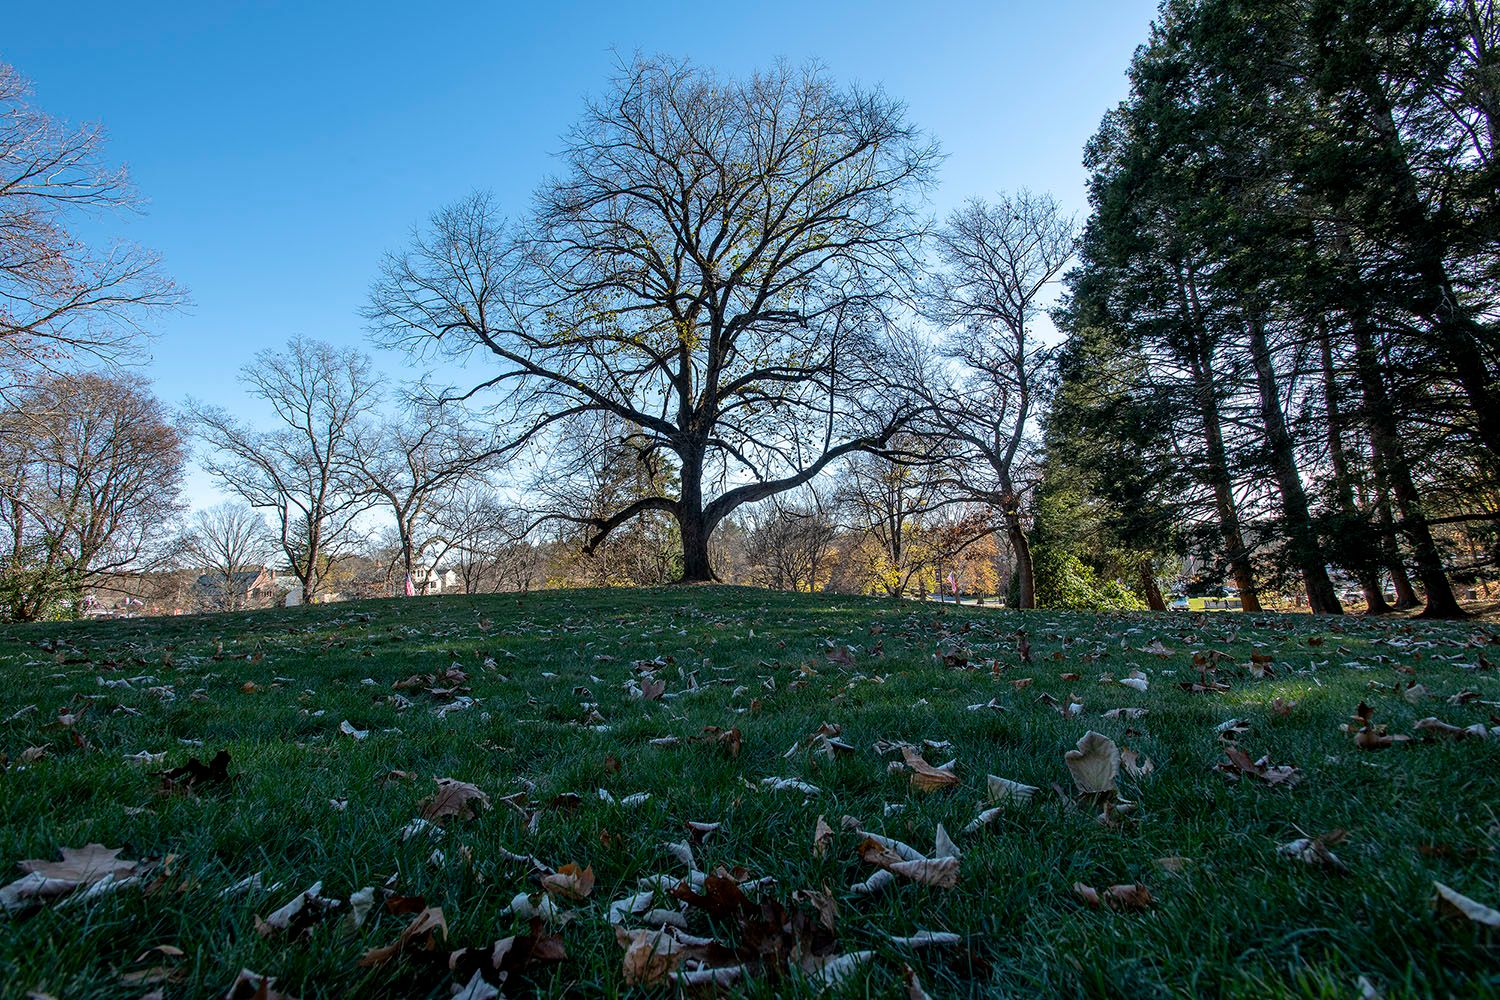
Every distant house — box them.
[409,564,459,595]
[195,566,283,610]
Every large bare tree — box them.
[923,191,1075,608]
[0,373,185,620]
[369,57,939,581]
[0,62,181,398]
[185,337,379,602]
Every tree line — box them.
[2,0,1495,620]
[1044,0,1497,619]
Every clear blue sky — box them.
[7,0,1158,507]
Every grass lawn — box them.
[1,587,1498,998]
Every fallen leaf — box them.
[1433,881,1500,930]
[159,750,232,792]
[540,863,595,901]
[900,747,959,791]
[224,969,299,1000]
[857,838,959,888]
[1064,731,1119,795]
[1120,747,1154,779]
[1,844,142,914]
[1216,747,1302,787]
[357,905,447,965]
[615,926,683,986]
[1073,881,1152,911]
[420,778,491,821]
[1278,830,1350,874]
[255,882,340,937]
[812,815,833,858]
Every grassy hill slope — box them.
[1,588,1498,998]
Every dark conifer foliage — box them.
[1049,0,1498,617]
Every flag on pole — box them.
[946,571,958,595]
[404,573,416,597]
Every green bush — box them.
[1033,545,1145,612]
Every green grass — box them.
[1,587,1498,998]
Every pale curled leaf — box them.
[1065,731,1120,795]
[985,774,1039,804]
[1433,881,1500,930]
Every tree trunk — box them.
[996,470,1032,611]
[1352,322,1464,618]
[1373,486,1419,609]
[679,513,713,582]
[1319,325,1391,614]
[1138,558,1167,611]
[1002,510,1035,610]
[1184,325,1262,612]
[399,523,416,596]
[676,448,714,582]
[1246,316,1343,614]
[299,533,320,604]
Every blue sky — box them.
[7,0,1158,507]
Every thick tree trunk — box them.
[299,533,320,604]
[1138,558,1167,611]
[1352,322,1464,618]
[677,449,714,583]
[679,513,713,582]
[1004,515,1035,609]
[1184,323,1262,612]
[1246,317,1343,614]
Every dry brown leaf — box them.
[900,747,959,791]
[1073,881,1152,911]
[158,750,232,792]
[1412,717,1473,741]
[1120,747,1154,779]
[540,863,595,901]
[698,725,742,757]
[1,843,142,914]
[857,838,959,888]
[615,926,683,986]
[858,838,907,869]
[1216,747,1302,786]
[1278,830,1349,874]
[255,882,340,938]
[985,774,1040,804]
[224,968,300,1000]
[449,921,567,993]
[118,944,186,986]
[420,778,490,821]
[357,905,447,966]
[887,856,959,888]
[1345,702,1411,750]
[812,815,833,858]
